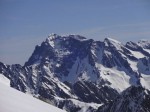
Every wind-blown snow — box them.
[0,82,66,112]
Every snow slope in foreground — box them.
[0,82,66,112]
[0,74,10,86]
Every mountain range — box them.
[0,34,150,112]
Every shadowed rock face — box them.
[97,86,150,112]
[0,34,150,112]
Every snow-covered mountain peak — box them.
[104,38,121,44]
[1,34,150,112]
[46,33,61,47]
[47,33,86,41]
[46,33,62,43]
[45,34,88,48]
[67,34,87,41]
[104,38,122,47]
[126,41,136,47]
[48,33,59,39]
[138,39,150,49]
[138,39,149,44]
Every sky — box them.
[0,0,150,65]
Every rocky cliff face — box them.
[0,34,150,112]
[97,86,150,112]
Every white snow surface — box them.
[129,50,145,59]
[66,99,102,112]
[143,49,150,54]
[0,82,66,112]
[96,64,131,92]
[0,74,10,86]
[140,74,150,90]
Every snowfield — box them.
[0,77,66,112]
[0,74,10,86]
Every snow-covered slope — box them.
[0,73,10,86]
[0,81,66,112]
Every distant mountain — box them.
[0,34,150,112]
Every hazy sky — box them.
[0,0,150,65]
